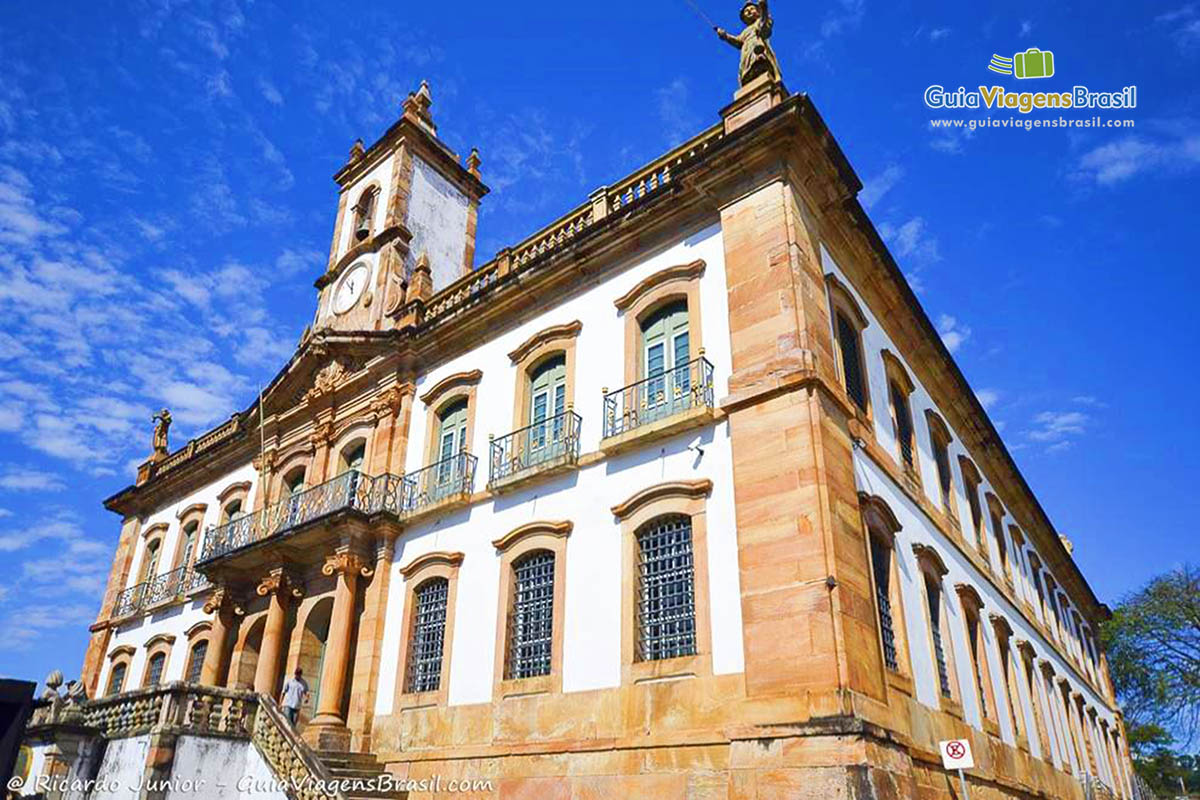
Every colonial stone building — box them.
[25,31,1133,800]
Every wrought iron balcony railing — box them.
[112,564,208,619]
[199,469,378,563]
[489,410,581,487]
[398,451,477,515]
[197,457,477,565]
[602,356,714,439]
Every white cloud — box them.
[1019,20,1033,37]
[655,79,701,147]
[937,314,971,353]
[976,388,1000,410]
[860,164,904,210]
[929,28,951,41]
[821,0,866,38]
[0,466,65,492]
[1072,131,1200,185]
[880,217,942,265]
[1155,5,1200,51]
[1027,410,1090,450]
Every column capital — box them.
[309,420,336,447]
[322,551,374,579]
[368,386,406,418]
[202,586,245,616]
[256,569,304,599]
[252,448,277,473]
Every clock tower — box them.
[314,81,489,333]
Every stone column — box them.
[367,387,404,475]
[308,420,335,485]
[254,571,300,696]
[306,551,371,750]
[347,532,398,750]
[200,588,240,687]
[716,157,879,715]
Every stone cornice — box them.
[419,370,482,407]
[398,550,464,578]
[491,520,573,551]
[612,259,705,312]
[610,479,713,521]
[506,321,582,364]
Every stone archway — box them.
[231,616,265,690]
[296,597,333,725]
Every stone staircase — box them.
[317,750,406,800]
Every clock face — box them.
[332,262,369,315]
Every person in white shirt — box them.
[279,667,309,726]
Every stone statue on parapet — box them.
[715,0,781,87]
[151,408,172,457]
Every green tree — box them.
[1102,565,1200,793]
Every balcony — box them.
[112,565,209,620]
[396,451,478,520]
[600,356,715,453]
[196,454,478,569]
[488,410,581,492]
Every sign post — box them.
[939,739,975,799]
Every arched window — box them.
[339,439,366,473]
[435,399,469,463]
[283,466,307,496]
[527,354,567,452]
[143,652,167,687]
[186,640,208,683]
[635,515,697,662]
[827,276,870,415]
[956,585,997,726]
[221,498,243,523]
[406,577,450,694]
[925,411,957,521]
[959,458,986,557]
[504,550,556,680]
[991,616,1028,749]
[882,352,917,477]
[1018,640,1054,761]
[861,495,910,677]
[352,185,379,241]
[639,300,691,417]
[105,662,128,696]
[177,521,200,571]
[913,543,958,705]
[139,538,162,583]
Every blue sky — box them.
[0,0,1197,686]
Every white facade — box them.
[822,244,1119,750]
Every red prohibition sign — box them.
[946,742,966,759]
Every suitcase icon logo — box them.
[987,48,1055,79]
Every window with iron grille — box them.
[106,662,127,696]
[186,640,208,683]
[925,578,952,698]
[966,613,988,717]
[636,515,697,662]
[505,551,555,679]
[145,653,166,687]
[890,382,915,468]
[870,537,899,671]
[406,577,449,693]
[835,313,868,413]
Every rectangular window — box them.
[836,313,868,412]
[186,641,207,683]
[636,516,697,661]
[926,578,952,698]
[891,383,915,468]
[966,613,989,717]
[505,552,555,680]
[870,537,899,670]
[406,578,449,693]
